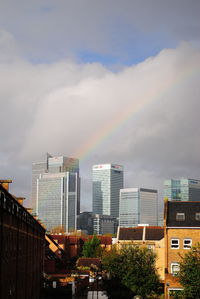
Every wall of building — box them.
[164,227,200,298]
[116,239,165,281]
[0,185,45,299]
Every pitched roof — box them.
[118,226,164,241]
[166,201,200,227]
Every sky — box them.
[0,0,200,213]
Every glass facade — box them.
[164,179,200,201]
[32,161,47,213]
[33,154,80,233]
[92,164,123,218]
[119,189,139,227]
[119,188,158,227]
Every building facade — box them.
[78,212,117,235]
[92,164,123,218]
[0,181,45,299]
[164,178,200,201]
[164,200,200,298]
[116,226,165,281]
[33,154,80,233]
[77,212,94,235]
[119,188,158,227]
[92,214,116,235]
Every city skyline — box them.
[0,1,200,213]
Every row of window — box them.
[176,212,200,221]
[171,238,192,249]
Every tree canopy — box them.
[179,243,200,299]
[82,235,102,258]
[102,246,161,298]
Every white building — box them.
[92,164,123,218]
[119,188,158,227]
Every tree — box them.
[82,235,102,257]
[102,246,161,298]
[179,243,200,299]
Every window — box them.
[176,213,185,221]
[171,239,179,249]
[171,263,180,276]
[183,239,192,249]
[195,213,200,221]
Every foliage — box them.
[178,243,200,299]
[76,265,90,271]
[103,277,135,299]
[169,290,184,299]
[102,246,161,298]
[82,235,102,258]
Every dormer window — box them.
[176,213,185,221]
[195,213,200,221]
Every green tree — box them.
[102,246,161,298]
[179,243,200,299]
[82,235,102,257]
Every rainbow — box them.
[72,63,199,163]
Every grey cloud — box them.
[0,34,200,210]
[0,1,200,63]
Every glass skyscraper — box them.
[119,188,158,227]
[164,178,200,201]
[92,164,124,218]
[32,154,80,233]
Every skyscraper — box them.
[164,178,200,201]
[119,188,158,227]
[32,154,80,232]
[92,164,123,218]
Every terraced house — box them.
[164,200,200,298]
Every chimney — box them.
[0,180,12,191]
[16,197,25,206]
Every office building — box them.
[164,178,200,201]
[32,154,80,233]
[92,164,123,218]
[119,188,158,227]
[77,212,94,235]
[92,214,116,235]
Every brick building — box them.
[116,226,165,280]
[164,200,200,298]
[0,180,45,299]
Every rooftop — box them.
[166,201,200,227]
[118,226,164,241]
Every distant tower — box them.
[164,178,200,201]
[119,188,158,227]
[92,164,124,218]
[32,154,80,233]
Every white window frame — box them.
[183,239,192,249]
[171,263,180,276]
[176,212,185,221]
[171,239,179,249]
[195,213,200,221]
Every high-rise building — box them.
[164,178,200,201]
[92,164,123,218]
[32,154,80,233]
[119,188,158,227]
